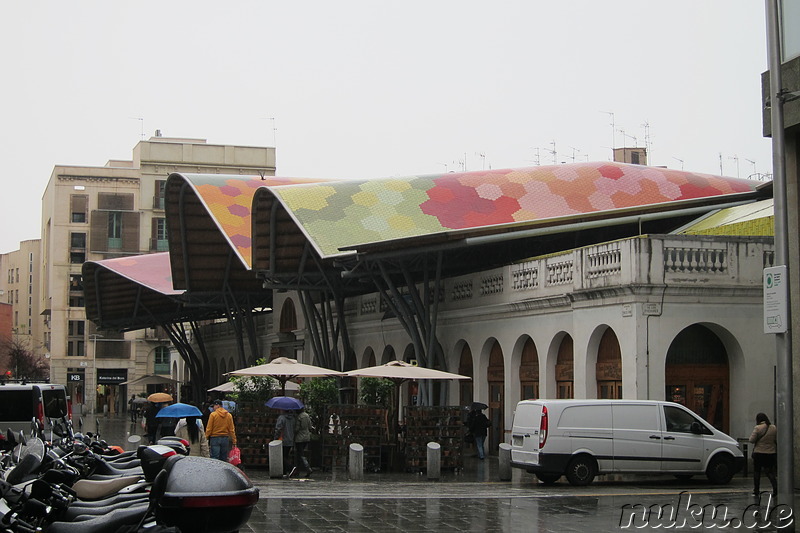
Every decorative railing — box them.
[451,280,473,301]
[480,274,504,296]
[664,246,727,274]
[546,259,574,286]
[586,247,622,278]
[511,263,539,291]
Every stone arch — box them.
[380,345,395,364]
[555,334,574,399]
[586,326,622,399]
[279,298,297,332]
[363,347,376,368]
[455,340,474,407]
[666,323,730,432]
[486,339,505,453]
[517,336,539,401]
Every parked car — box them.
[0,382,72,436]
[510,399,744,486]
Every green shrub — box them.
[298,377,339,437]
[359,377,394,408]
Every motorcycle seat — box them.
[46,502,149,533]
[72,475,142,500]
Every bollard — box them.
[269,440,283,478]
[427,442,441,480]
[349,443,364,481]
[498,443,512,481]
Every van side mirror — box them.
[690,422,703,434]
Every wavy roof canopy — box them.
[83,252,187,331]
[252,162,759,275]
[165,173,325,291]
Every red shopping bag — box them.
[228,446,242,466]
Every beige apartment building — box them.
[0,239,42,360]
[39,134,275,414]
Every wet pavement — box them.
[83,413,798,532]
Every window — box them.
[70,252,86,264]
[154,180,166,209]
[69,274,83,292]
[70,233,86,249]
[68,321,85,336]
[71,194,88,223]
[154,346,170,374]
[108,212,122,249]
[151,218,169,251]
[663,405,712,435]
[631,151,640,164]
[67,340,85,357]
[69,295,85,308]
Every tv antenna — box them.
[671,157,684,170]
[602,111,615,150]
[548,140,557,165]
[129,117,145,140]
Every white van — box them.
[510,399,744,486]
[0,383,72,437]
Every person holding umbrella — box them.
[466,402,491,460]
[206,399,237,461]
[268,396,304,477]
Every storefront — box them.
[96,368,128,415]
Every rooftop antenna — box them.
[548,140,557,165]
[728,154,740,178]
[641,120,652,161]
[602,111,616,151]
[745,158,757,178]
[719,153,724,175]
[532,147,541,166]
[476,152,486,170]
[671,157,684,170]
[129,117,145,140]
[567,146,580,163]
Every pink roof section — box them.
[91,252,181,295]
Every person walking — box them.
[749,412,777,496]
[206,399,237,461]
[294,408,314,477]
[274,409,297,477]
[143,402,163,445]
[175,415,210,458]
[466,404,491,460]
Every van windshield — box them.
[42,390,68,418]
[0,391,33,421]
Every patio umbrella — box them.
[121,374,180,386]
[265,396,305,410]
[147,392,173,403]
[155,402,202,418]
[208,380,300,393]
[345,360,470,442]
[131,397,149,404]
[227,357,344,395]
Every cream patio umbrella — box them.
[226,357,344,395]
[209,379,300,394]
[121,374,181,387]
[345,360,471,443]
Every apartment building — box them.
[0,239,42,361]
[40,134,275,414]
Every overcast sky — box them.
[0,1,772,254]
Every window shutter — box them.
[89,211,108,251]
[70,195,88,219]
[98,193,134,211]
[121,211,140,252]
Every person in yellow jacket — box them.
[206,399,237,461]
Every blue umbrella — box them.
[265,396,304,410]
[155,402,203,418]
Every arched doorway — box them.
[458,344,473,407]
[487,341,505,453]
[556,335,574,399]
[596,329,622,399]
[273,299,299,360]
[665,324,730,432]
[520,338,539,400]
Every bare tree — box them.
[0,336,48,381]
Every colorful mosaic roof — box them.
[90,252,180,295]
[268,162,758,258]
[181,174,327,267]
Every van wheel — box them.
[536,473,561,485]
[565,455,596,486]
[706,454,734,484]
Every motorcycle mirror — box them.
[6,428,15,446]
[18,430,26,446]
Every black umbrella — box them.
[471,402,489,411]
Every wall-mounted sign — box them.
[97,368,128,385]
[764,266,788,334]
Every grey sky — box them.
[1,1,771,254]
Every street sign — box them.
[764,265,788,334]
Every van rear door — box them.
[511,402,543,466]
[611,403,662,472]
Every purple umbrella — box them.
[265,396,304,410]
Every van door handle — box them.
[649,435,661,440]
[663,436,675,440]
